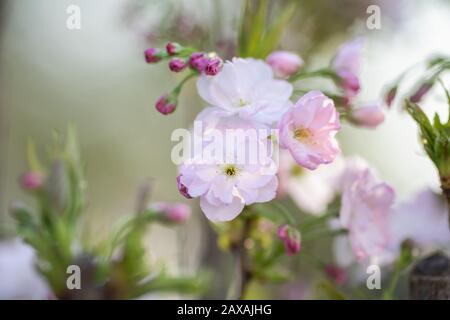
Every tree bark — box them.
[409,252,450,300]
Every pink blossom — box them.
[340,169,396,264]
[197,58,293,126]
[168,58,187,72]
[332,38,364,99]
[266,51,303,78]
[278,91,340,170]
[21,172,44,190]
[277,224,301,256]
[155,94,176,115]
[178,119,278,222]
[351,102,385,128]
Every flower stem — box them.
[290,69,338,82]
[237,217,253,299]
[270,201,296,225]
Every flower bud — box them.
[324,265,347,285]
[337,69,360,98]
[351,102,385,128]
[177,175,192,199]
[20,171,44,190]
[204,57,223,76]
[144,48,163,63]
[151,202,191,224]
[155,94,177,115]
[277,224,301,256]
[169,58,187,72]
[266,51,303,78]
[385,86,397,107]
[166,42,182,55]
[189,52,209,72]
[410,82,433,103]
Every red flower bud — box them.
[169,58,187,72]
[410,82,433,103]
[144,48,163,63]
[204,57,222,76]
[21,171,44,190]
[325,265,347,285]
[155,94,177,115]
[277,224,301,256]
[166,42,182,55]
[385,86,397,107]
[189,52,209,72]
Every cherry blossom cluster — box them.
[145,42,223,115]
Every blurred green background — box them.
[0,0,449,279]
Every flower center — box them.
[238,98,249,107]
[294,127,313,143]
[223,165,238,177]
[290,165,303,177]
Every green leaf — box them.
[256,2,296,58]
[246,0,269,57]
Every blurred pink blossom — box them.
[340,168,396,264]
[278,91,340,170]
[0,239,50,299]
[151,202,191,224]
[266,51,304,78]
[277,151,344,215]
[324,265,347,285]
[390,188,450,251]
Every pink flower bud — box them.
[155,94,176,115]
[410,82,433,103]
[277,224,301,256]
[385,86,397,107]
[169,58,187,72]
[177,175,192,199]
[166,42,182,55]
[144,48,163,63]
[189,52,209,72]
[266,51,304,78]
[21,172,44,190]
[151,202,191,224]
[351,102,385,128]
[204,57,222,76]
[337,69,360,98]
[324,265,347,285]
[166,203,191,223]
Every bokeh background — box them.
[1,0,450,296]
